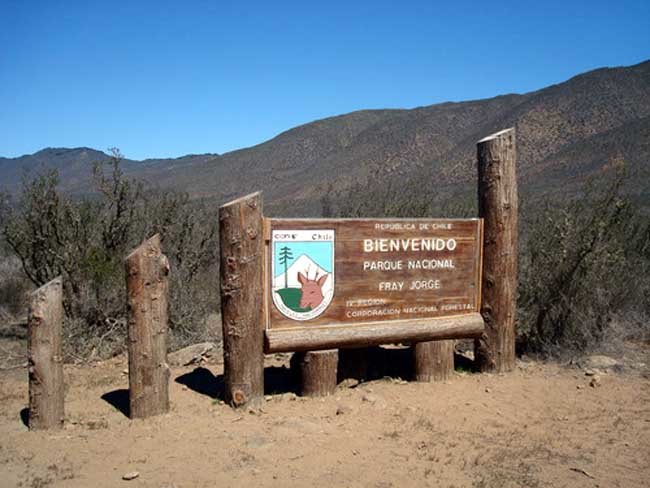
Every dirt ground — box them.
[0,340,648,488]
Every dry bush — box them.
[0,150,220,360]
[0,252,31,322]
[321,179,475,218]
[323,168,650,358]
[517,171,650,356]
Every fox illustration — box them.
[297,271,328,309]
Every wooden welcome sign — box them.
[218,128,517,407]
[21,129,516,418]
[263,218,485,352]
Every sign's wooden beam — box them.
[265,313,484,353]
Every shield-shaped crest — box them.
[271,229,335,321]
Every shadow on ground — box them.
[19,408,29,427]
[175,367,224,400]
[264,365,298,395]
[174,365,299,399]
[169,347,479,404]
[337,346,414,382]
[101,389,130,418]
[338,346,479,382]
[454,352,477,372]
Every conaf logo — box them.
[271,229,335,321]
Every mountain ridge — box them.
[1,60,649,210]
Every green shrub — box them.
[517,171,649,355]
[0,150,220,359]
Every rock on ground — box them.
[168,342,216,366]
[580,355,621,371]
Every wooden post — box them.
[219,192,264,408]
[413,340,454,382]
[296,349,338,397]
[125,234,170,418]
[475,128,518,373]
[28,277,64,430]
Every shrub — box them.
[323,169,650,357]
[0,150,220,359]
[321,178,475,218]
[518,173,649,355]
[0,253,31,321]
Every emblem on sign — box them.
[271,229,335,321]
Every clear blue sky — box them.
[1,0,649,160]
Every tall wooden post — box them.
[125,234,170,418]
[475,128,518,373]
[28,277,64,430]
[219,192,264,408]
[296,350,338,397]
[413,340,454,382]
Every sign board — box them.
[265,218,483,331]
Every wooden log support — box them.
[28,277,64,430]
[413,340,454,382]
[475,128,518,373]
[296,349,338,397]
[125,234,170,419]
[266,313,484,353]
[219,192,265,408]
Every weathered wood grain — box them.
[475,128,518,373]
[267,218,483,330]
[125,234,170,419]
[295,349,338,397]
[28,277,64,430]
[265,313,484,353]
[219,192,265,408]
[413,340,454,382]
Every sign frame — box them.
[263,217,485,352]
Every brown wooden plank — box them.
[266,218,482,331]
[265,313,484,353]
